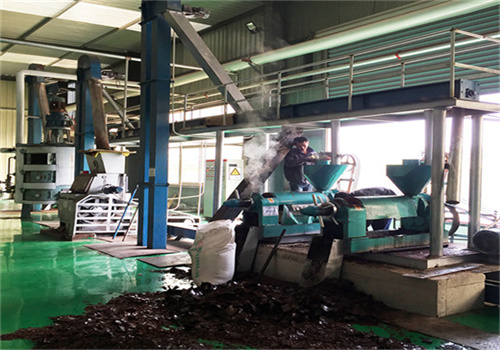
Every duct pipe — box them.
[446,109,465,204]
[102,88,135,130]
[16,70,76,144]
[468,114,484,249]
[172,0,497,87]
[330,119,340,165]
[0,37,202,71]
[429,108,446,258]
[88,80,111,150]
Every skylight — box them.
[0,0,73,17]
[57,2,141,29]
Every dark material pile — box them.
[3,272,423,349]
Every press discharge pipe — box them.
[172,0,497,87]
[16,70,76,145]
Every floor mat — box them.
[84,238,193,259]
[83,243,175,259]
[139,252,192,268]
[33,220,60,228]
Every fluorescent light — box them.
[0,52,56,65]
[58,2,140,28]
[1,0,73,17]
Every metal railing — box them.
[168,28,499,125]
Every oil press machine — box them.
[229,159,441,271]
[224,161,347,271]
[301,159,436,253]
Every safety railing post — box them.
[449,29,456,98]
[277,72,282,119]
[400,62,406,87]
[183,94,188,127]
[348,55,354,111]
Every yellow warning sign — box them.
[230,168,240,176]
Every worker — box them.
[284,136,318,192]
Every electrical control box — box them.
[203,159,244,217]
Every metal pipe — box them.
[1,37,203,71]
[212,130,224,217]
[429,108,446,258]
[424,110,433,165]
[330,119,340,165]
[468,114,484,249]
[446,109,465,204]
[172,0,497,87]
[16,69,76,144]
[102,88,135,130]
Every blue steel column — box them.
[139,0,171,249]
[75,55,102,176]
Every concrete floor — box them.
[1,198,499,349]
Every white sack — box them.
[188,219,236,286]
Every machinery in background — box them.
[224,161,347,271]
[203,159,244,217]
[45,94,74,144]
[56,149,136,240]
[15,94,75,206]
[0,148,16,197]
[15,145,74,205]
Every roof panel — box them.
[26,19,114,46]
[0,11,45,38]
[89,31,142,53]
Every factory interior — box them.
[1,0,499,348]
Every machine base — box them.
[251,241,497,317]
[353,244,482,270]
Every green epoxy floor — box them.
[1,199,498,349]
[0,199,191,349]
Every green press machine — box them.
[226,159,444,272]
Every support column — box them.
[424,110,433,165]
[212,130,224,216]
[330,119,340,164]
[429,108,446,258]
[75,55,102,176]
[468,114,483,249]
[446,109,465,204]
[138,0,171,249]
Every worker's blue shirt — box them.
[284,147,317,185]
